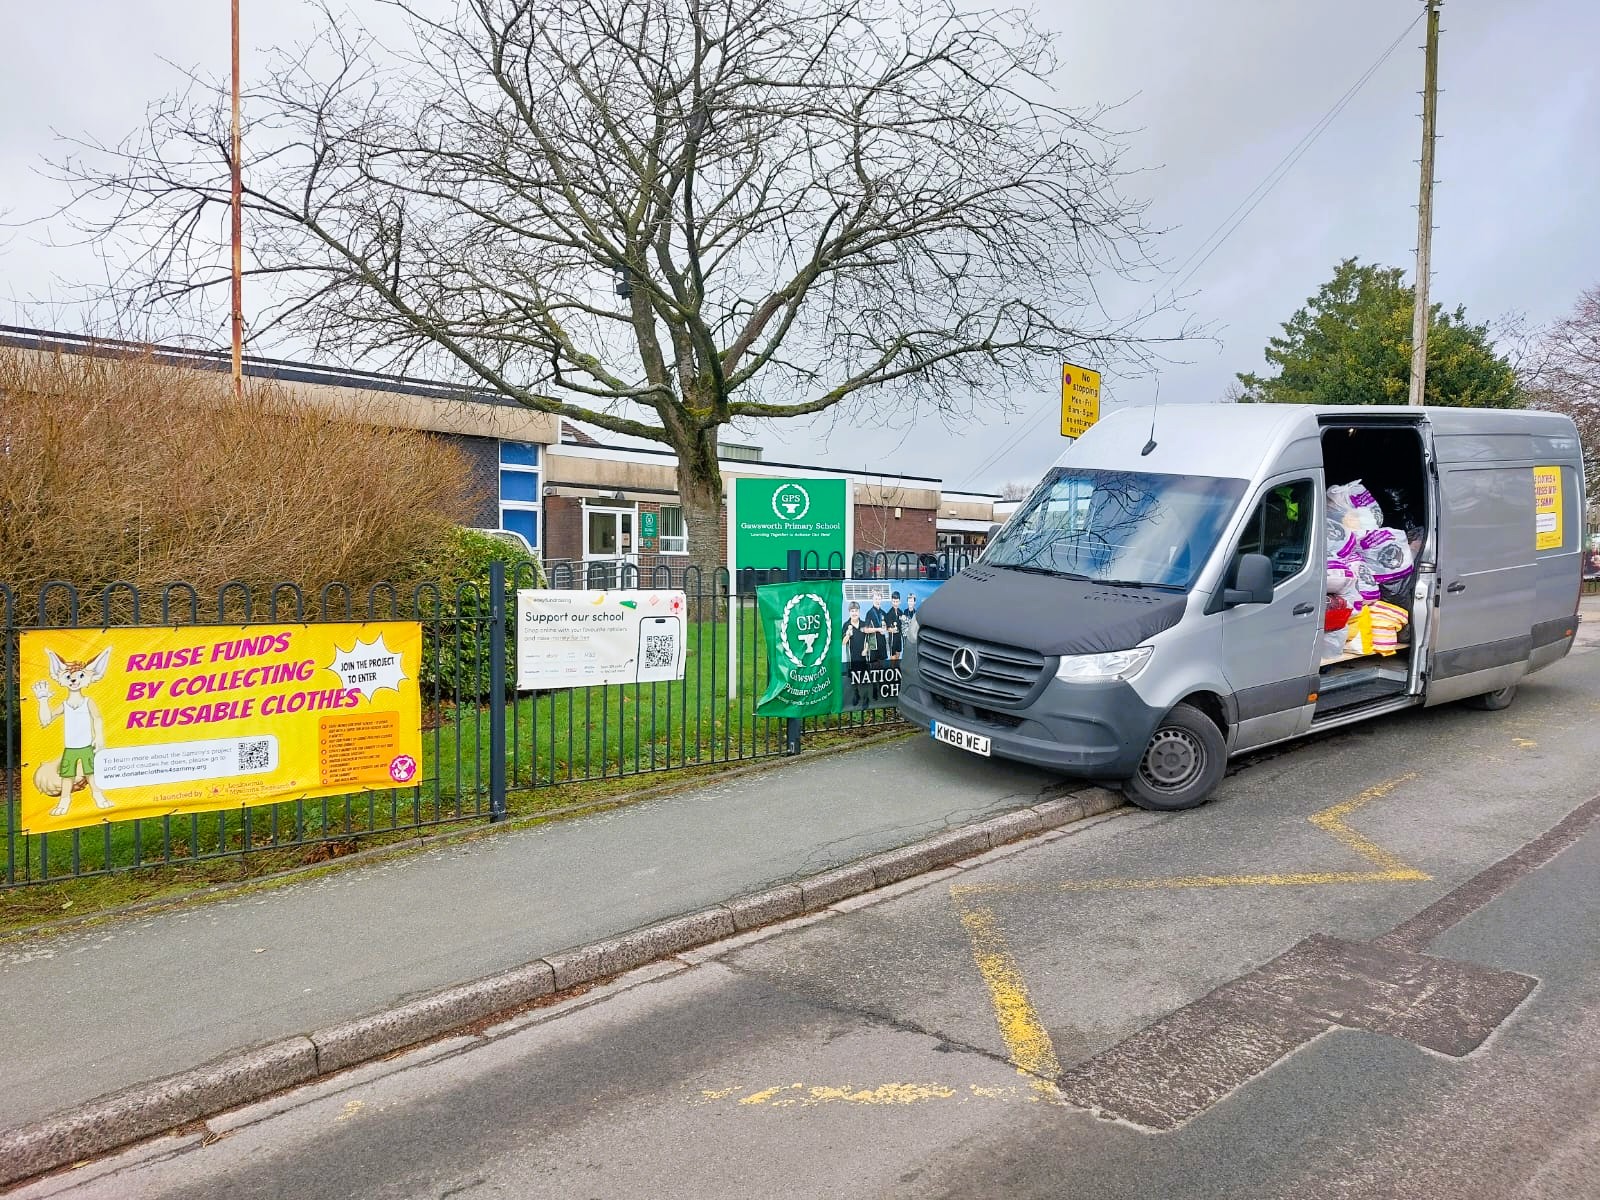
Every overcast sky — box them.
[3,0,1597,492]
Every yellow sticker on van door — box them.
[1534,465,1563,551]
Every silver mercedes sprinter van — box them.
[898,404,1586,810]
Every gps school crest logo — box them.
[777,591,833,668]
[772,482,811,522]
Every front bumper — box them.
[896,645,1161,780]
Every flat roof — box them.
[0,324,522,409]
[941,490,1003,502]
[5,324,952,487]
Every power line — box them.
[1161,12,1423,305]
[957,9,1427,490]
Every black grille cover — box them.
[917,564,1187,656]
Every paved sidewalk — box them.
[0,736,1075,1132]
[1578,592,1600,652]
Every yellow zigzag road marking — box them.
[956,906,1061,1096]
[955,775,1430,1091]
[710,1082,1014,1107]
[699,779,1434,1113]
[1307,772,1427,878]
[952,772,1431,900]
[952,869,1427,897]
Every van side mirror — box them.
[1223,552,1275,606]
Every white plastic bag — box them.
[1325,559,1354,594]
[1326,517,1356,559]
[1351,560,1380,604]
[1357,526,1415,584]
[1327,479,1384,532]
[1326,556,1377,606]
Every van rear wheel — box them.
[1465,684,1518,711]
[1123,703,1227,812]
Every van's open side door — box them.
[1407,420,1440,693]
[1425,441,1537,706]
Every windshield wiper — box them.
[993,564,1090,579]
[992,565,1181,590]
[1099,578,1184,592]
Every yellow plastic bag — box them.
[1343,606,1375,656]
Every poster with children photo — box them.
[839,579,943,712]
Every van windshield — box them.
[983,468,1247,589]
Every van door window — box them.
[1236,480,1314,584]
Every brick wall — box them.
[854,504,936,555]
[542,496,584,563]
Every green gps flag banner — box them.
[755,580,843,718]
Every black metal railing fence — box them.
[1,554,946,888]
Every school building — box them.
[0,325,1006,575]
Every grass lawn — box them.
[432,614,784,793]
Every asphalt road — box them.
[19,637,1600,1200]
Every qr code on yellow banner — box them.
[238,739,272,772]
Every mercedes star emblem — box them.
[951,646,979,681]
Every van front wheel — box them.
[1123,704,1227,812]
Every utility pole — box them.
[230,0,244,402]
[1408,0,1441,407]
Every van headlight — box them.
[1055,646,1152,682]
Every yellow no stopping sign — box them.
[1061,363,1102,439]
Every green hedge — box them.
[416,528,546,703]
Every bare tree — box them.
[1524,286,1600,505]
[57,0,1167,579]
[854,473,911,559]
[997,480,1033,501]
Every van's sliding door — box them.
[1427,464,1536,705]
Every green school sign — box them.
[728,477,851,574]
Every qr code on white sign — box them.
[238,739,271,772]
[643,635,676,670]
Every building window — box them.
[658,505,687,554]
[498,440,541,550]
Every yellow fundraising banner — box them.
[19,622,423,834]
[1533,465,1563,552]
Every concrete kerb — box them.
[310,960,560,1076]
[0,784,1126,1188]
[725,884,804,931]
[0,1037,318,1188]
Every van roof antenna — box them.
[1140,377,1160,457]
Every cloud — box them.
[4,0,1596,492]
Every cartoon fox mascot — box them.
[32,648,115,817]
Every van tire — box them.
[1123,704,1227,812]
[1465,684,1518,711]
